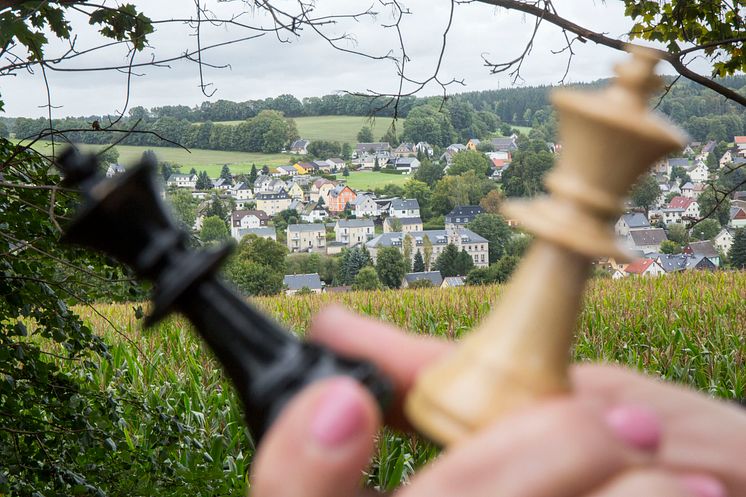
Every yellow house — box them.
[466,138,481,151]
[293,162,308,175]
[287,182,305,200]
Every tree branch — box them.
[475,0,746,107]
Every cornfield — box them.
[70,271,745,494]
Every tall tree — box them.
[196,170,212,190]
[448,150,491,177]
[357,126,374,143]
[413,250,426,272]
[414,159,444,187]
[352,266,382,291]
[375,247,408,288]
[454,249,475,276]
[166,189,198,232]
[729,229,746,269]
[423,235,433,271]
[468,213,513,264]
[220,164,233,184]
[629,175,661,214]
[200,215,230,243]
[434,244,460,277]
[249,164,258,184]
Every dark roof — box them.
[232,209,269,222]
[385,216,422,226]
[391,198,420,211]
[287,223,325,233]
[668,157,691,169]
[367,228,487,248]
[446,205,484,221]
[629,228,667,246]
[685,241,718,258]
[620,212,649,229]
[490,137,517,151]
[283,273,323,290]
[337,219,374,228]
[404,271,443,287]
[291,139,309,148]
[256,189,289,200]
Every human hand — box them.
[250,306,740,497]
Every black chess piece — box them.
[56,147,392,442]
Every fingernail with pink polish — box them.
[680,475,728,497]
[311,379,367,448]
[604,405,661,451]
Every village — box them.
[118,131,746,294]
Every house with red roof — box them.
[624,258,665,277]
[665,196,699,222]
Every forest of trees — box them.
[7,75,746,152]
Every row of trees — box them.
[13,110,299,154]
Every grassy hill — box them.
[343,170,410,189]
[213,115,403,145]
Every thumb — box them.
[250,377,382,497]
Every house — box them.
[366,228,489,268]
[729,206,746,228]
[289,139,309,155]
[166,173,197,189]
[327,185,357,213]
[390,157,421,174]
[466,138,481,151]
[683,240,720,267]
[335,219,375,247]
[351,194,380,218]
[355,142,390,157]
[688,161,709,182]
[697,140,716,161]
[441,276,465,288]
[287,182,305,200]
[389,198,420,218]
[393,143,416,157]
[294,162,314,175]
[256,189,291,216]
[276,165,297,177]
[653,253,713,273]
[212,177,231,190]
[624,258,665,277]
[440,144,466,166]
[255,176,287,193]
[625,228,667,254]
[234,227,277,242]
[312,160,334,173]
[283,273,323,295]
[328,158,345,171]
[668,157,691,171]
[661,207,685,224]
[287,224,326,253]
[680,181,694,198]
[401,271,444,288]
[325,241,348,255]
[667,196,699,220]
[106,164,126,177]
[735,136,746,152]
[301,202,328,223]
[415,142,434,157]
[232,182,254,201]
[615,212,650,237]
[490,135,518,153]
[446,205,484,229]
[383,216,423,233]
[310,178,336,203]
[230,209,269,238]
[714,227,735,253]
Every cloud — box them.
[1,0,677,118]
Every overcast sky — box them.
[1,0,693,118]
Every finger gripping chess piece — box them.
[56,148,392,442]
[405,46,688,447]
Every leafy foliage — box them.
[624,1,746,78]
[467,213,514,264]
[223,235,287,296]
[375,247,408,289]
[200,215,230,244]
[729,228,746,269]
[352,266,382,291]
[501,139,554,197]
[630,174,661,213]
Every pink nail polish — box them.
[680,475,728,497]
[310,379,366,448]
[604,405,661,451]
